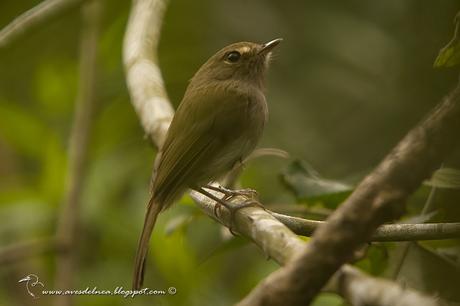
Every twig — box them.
[0,0,88,49]
[239,80,460,306]
[272,212,460,241]
[269,204,332,218]
[122,1,440,305]
[54,2,101,305]
[392,178,439,279]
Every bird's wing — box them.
[151,85,251,206]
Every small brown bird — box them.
[133,38,282,289]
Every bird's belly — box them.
[215,98,266,174]
[196,123,262,185]
[189,92,267,186]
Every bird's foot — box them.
[203,185,259,201]
[226,199,266,235]
[196,186,264,235]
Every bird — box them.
[132,38,282,289]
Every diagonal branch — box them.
[0,0,89,49]
[192,190,437,306]
[239,79,460,306]
[122,1,440,306]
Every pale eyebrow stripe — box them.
[238,46,251,54]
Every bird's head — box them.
[191,38,282,89]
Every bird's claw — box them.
[201,185,264,235]
[225,198,265,235]
[223,188,259,201]
[203,185,259,201]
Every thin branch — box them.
[0,0,88,49]
[272,212,460,241]
[239,80,460,306]
[269,204,332,218]
[392,178,438,279]
[54,2,101,305]
[0,238,57,265]
[122,1,440,306]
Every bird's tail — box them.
[132,197,162,290]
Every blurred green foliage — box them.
[434,12,460,67]
[280,159,352,209]
[0,1,460,306]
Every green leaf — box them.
[424,167,460,189]
[280,159,353,208]
[434,12,460,68]
[434,41,460,67]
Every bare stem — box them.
[0,0,88,49]
[54,2,101,305]
[392,179,439,279]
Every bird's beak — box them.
[258,38,283,55]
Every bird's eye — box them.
[226,51,241,63]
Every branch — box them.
[192,190,437,306]
[123,0,174,148]
[54,2,101,305]
[329,265,438,306]
[0,0,88,49]
[239,81,460,305]
[122,1,440,306]
[272,212,460,241]
[269,204,332,218]
[192,192,303,264]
